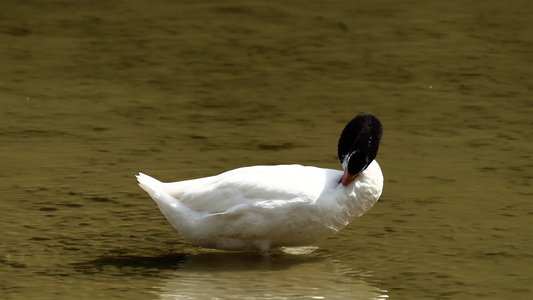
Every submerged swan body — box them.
[136,113,384,253]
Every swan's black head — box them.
[338,113,383,186]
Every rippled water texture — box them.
[1,1,531,299]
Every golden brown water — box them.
[1,1,531,299]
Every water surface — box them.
[1,1,531,299]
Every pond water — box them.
[1,1,531,299]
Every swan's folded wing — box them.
[157,165,334,213]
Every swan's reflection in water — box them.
[154,247,388,300]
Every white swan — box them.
[136,113,383,255]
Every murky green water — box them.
[1,1,531,299]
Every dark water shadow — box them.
[71,253,187,277]
[95,253,187,268]
[71,248,327,276]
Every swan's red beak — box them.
[341,167,359,186]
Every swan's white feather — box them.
[136,161,383,252]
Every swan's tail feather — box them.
[136,172,164,199]
[136,172,193,235]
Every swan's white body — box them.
[136,160,383,253]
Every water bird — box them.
[136,113,383,255]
